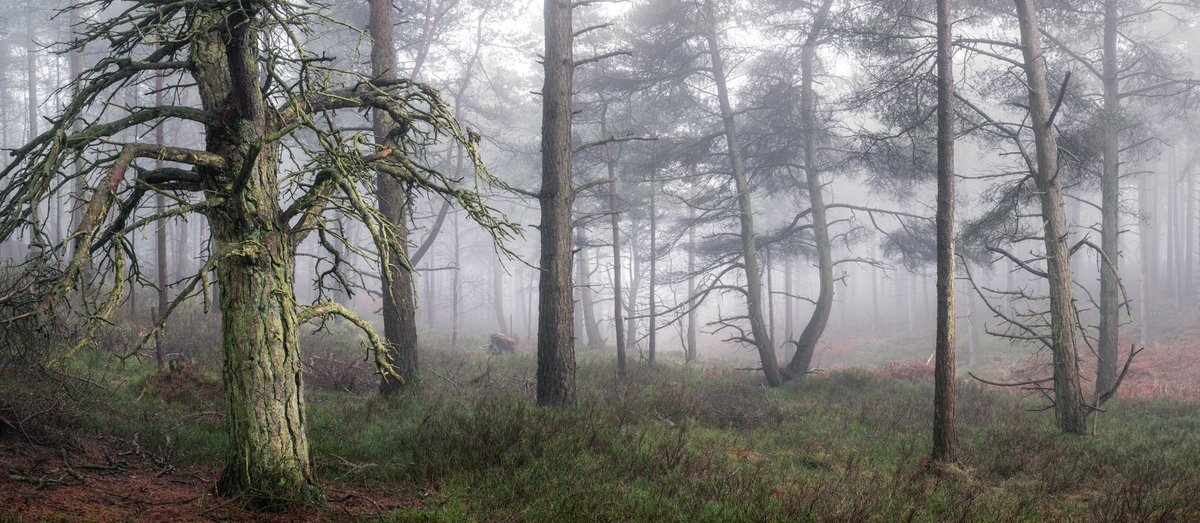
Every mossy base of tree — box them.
[215,465,324,510]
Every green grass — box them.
[24,347,1200,522]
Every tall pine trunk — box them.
[932,0,958,463]
[371,0,420,395]
[537,0,577,407]
[1096,0,1121,402]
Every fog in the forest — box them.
[2,1,1190,367]
[0,0,1197,519]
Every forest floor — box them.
[1,314,1198,521]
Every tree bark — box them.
[1014,0,1089,435]
[932,0,958,463]
[703,1,781,386]
[537,0,577,407]
[370,0,420,395]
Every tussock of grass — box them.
[41,348,1200,521]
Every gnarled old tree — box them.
[0,0,512,507]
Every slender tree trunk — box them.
[625,226,640,352]
[493,262,506,333]
[786,0,835,379]
[1015,0,1089,434]
[871,254,880,329]
[648,177,657,365]
[427,260,437,328]
[176,216,190,279]
[605,111,627,374]
[451,213,462,346]
[154,74,169,372]
[1186,156,1195,300]
[968,288,981,367]
[26,21,44,253]
[932,0,958,463]
[1096,0,1121,401]
[526,266,534,340]
[451,156,463,347]
[1139,171,1154,345]
[1174,155,1185,308]
[577,229,602,348]
[703,1,781,386]
[1167,152,1177,303]
[686,190,698,363]
[908,271,916,333]
[537,0,577,407]
[784,257,794,344]
[766,253,776,347]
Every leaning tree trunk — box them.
[370,0,420,395]
[786,0,835,379]
[932,0,958,463]
[1014,0,1089,435]
[703,4,782,386]
[1096,0,1121,403]
[536,0,577,407]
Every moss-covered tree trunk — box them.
[191,6,322,505]
[210,193,320,505]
